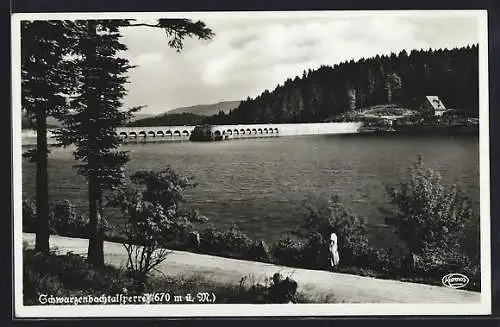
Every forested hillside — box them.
[203,45,479,125]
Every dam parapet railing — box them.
[21,122,365,145]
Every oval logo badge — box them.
[442,273,469,289]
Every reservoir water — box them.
[21,133,480,253]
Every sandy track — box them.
[22,233,480,303]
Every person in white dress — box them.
[329,232,340,271]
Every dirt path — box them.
[22,233,480,303]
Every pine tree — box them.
[55,18,214,267]
[21,20,79,253]
[347,87,357,111]
[366,68,376,106]
[54,20,139,266]
[385,73,402,103]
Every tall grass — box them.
[23,247,316,305]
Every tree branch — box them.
[126,23,160,28]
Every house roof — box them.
[425,96,447,110]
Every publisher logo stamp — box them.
[442,273,469,289]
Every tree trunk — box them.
[86,20,104,268]
[87,171,104,267]
[34,111,50,253]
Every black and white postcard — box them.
[12,10,491,317]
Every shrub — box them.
[23,268,64,305]
[267,272,299,303]
[385,155,476,275]
[295,195,374,268]
[369,247,401,276]
[49,200,90,238]
[238,272,299,304]
[199,223,254,259]
[22,199,37,232]
[462,260,481,291]
[220,224,254,256]
[24,248,120,293]
[23,248,141,304]
[407,246,477,283]
[121,196,173,289]
[271,236,305,267]
[107,167,207,288]
[22,199,93,238]
[23,250,65,304]
[246,240,272,263]
[238,275,268,304]
[299,231,329,270]
[199,225,220,251]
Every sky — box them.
[117,11,481,115]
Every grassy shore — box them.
[23,245,318,305]
[22,198,480,293]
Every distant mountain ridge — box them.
[21,101,238,129]
[127,100,241,127]
[164,100,241,116]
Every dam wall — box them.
[21,122,364,145]
[279,122,364,135]
[213,122,363,138]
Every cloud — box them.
[190,17,430,90]
[135,53,164,66]
[118,13,480,114]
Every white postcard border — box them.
[11,9,492,317]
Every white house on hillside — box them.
[421,95,448,116]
